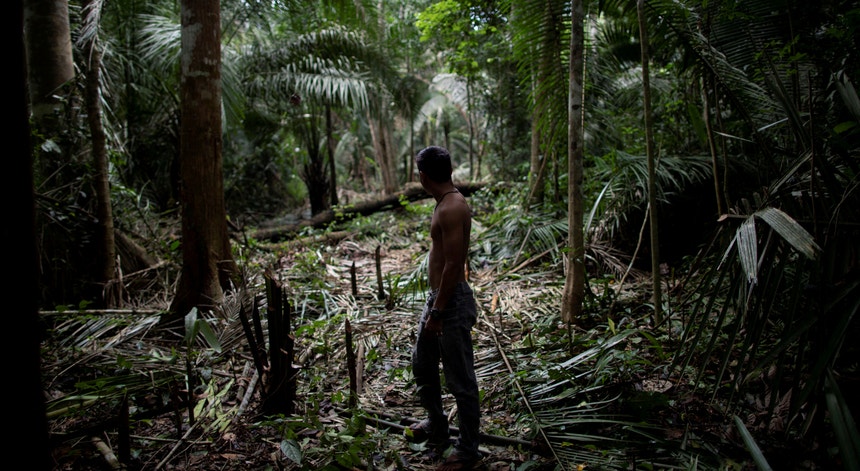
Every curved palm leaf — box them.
[587,151,716,241]
[242,27,392,111]
[506,0,571,164]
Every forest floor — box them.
[44,198,574,470]
[42,199,836,471]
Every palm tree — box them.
[509,0,570,206]
[241,25,393,213]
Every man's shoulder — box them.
[438,199,470,218]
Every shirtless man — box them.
[408,146,483,470]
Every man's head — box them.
[416,146,453,184]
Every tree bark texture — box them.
[326,104,339,207]
[528,109,545,205]
[369,108,397,195]
[170,0,238,318]
[24,0,74,122]
[562,0,586,324]
[82,7,119,307]
[24,0,75,179]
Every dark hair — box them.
[416,146,453,183]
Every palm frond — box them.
[507,0,571,155]
[475,205,567,271]
[242,27,393,112]
[587,151,715,242]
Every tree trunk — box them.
[527,63,546,206]
[561,0,585,325]
[369,108,397,194]
[528,117,546,206]
[11,2,51,467]
[24,0,74,158]
[169,0,238,320]
[466,79,475,179]
[262,274,297,415]
[638,0,663,323]
[82,3,119,307]
[702,74,725,216]
[301,110,329,215]
[25,0,84,307]
[326,103,339,207]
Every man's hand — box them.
[424,316,443,337]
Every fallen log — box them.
[246,181,486,242]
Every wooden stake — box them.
[375,245,385,301]
[350,261,357,296]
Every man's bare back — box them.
[428,190,471,296]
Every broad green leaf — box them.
[280,438,302,465]
[196,318,223,353]
[184,307,199,344]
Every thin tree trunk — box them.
[638,0,663,323]
[326,103,338,207]
[561,0,586,325]
[382,121,397,192]
[527,69,545,206]
[467,79,475,179]
[82,6,119,307]
[369,110,397,194]
[702,75,724,216]
[300,109,328,215]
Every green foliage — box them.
[825,371,860,471]
[383,272,423,310]
[260,406,399,469]
[415,0,503,78]
[282,249,330,291]
[508,320,719,469]
[41,311,184,421]
[586,150,715,241]
[734,415,774,471]
[224,114,307,219]
[184,308,223,354]
[473,201,567,272]
[35,0,860,469]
